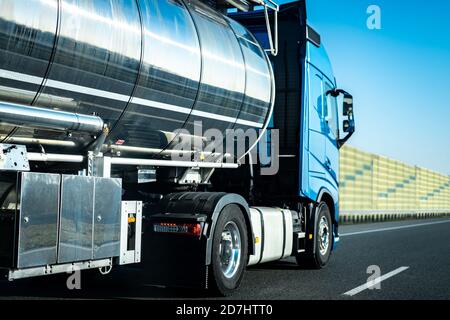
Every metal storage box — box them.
[0,172,121,269]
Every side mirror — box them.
[343,119,350,132]
[342,92,355,136]
[343,94,353,117]
[327,89,355,147]
[343,118,355,133]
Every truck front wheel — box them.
[296,202,333,269]
[209,204,248,296]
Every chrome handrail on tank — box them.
[223,0,279,56]
[253,0,279,56]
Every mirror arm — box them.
[336,89,350,96]
[326,89,350,98]
[338,130,354,149]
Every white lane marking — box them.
[341,220,450,237]
[0,69,264,128]
[343,266,410,296]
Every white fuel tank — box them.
[248,207,294,266]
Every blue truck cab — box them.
[232,0,355,254]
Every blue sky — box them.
[285,0,450,175]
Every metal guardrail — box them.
[340,209,450,224]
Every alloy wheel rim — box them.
[219,221,241,279]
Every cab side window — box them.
[311,73,323,117]
[324,82,339,139]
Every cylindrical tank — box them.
[0,0,274,159]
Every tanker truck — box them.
[0,0,355,295]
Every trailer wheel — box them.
[296,202,332,269]
[209,204,248,296]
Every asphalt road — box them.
[1,218,450,300]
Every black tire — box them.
[209,204,248,296]
[296,202,333,269]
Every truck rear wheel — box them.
[296,202,332,269]
[209,204,248,296]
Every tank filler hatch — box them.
[207,0,279,56]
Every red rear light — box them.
[192,223,202,237]
[153,222,202,237]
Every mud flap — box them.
[140,192,252,289]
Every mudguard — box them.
[142,192,253,288]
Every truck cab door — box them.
[308,67,326,189]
